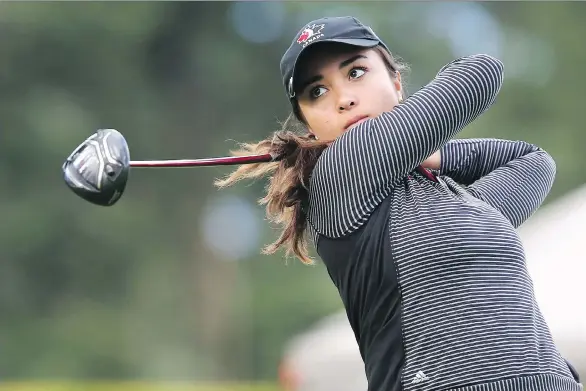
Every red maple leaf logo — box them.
[297,29,312,44]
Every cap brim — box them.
[288,38,381,98]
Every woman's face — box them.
[294,44,403,142]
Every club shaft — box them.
[129,153,275,167]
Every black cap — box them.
[280,16,390,99]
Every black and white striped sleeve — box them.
[441,138,556,227]
[308,54,505,238]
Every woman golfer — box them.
[217,16,582,391]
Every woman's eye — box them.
[350,67,366,79]
[310,86,327,99]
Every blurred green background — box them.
[1,1,585,390]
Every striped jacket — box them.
[306,54,582,391]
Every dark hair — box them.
[215,45,408,264]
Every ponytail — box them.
[214,113,329,264]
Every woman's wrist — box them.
[421,150,441,170]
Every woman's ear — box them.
[394,71,403,101]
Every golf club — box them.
[62,129,277,207]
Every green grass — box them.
[0,381,282,391]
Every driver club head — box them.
[62,129,130,206]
